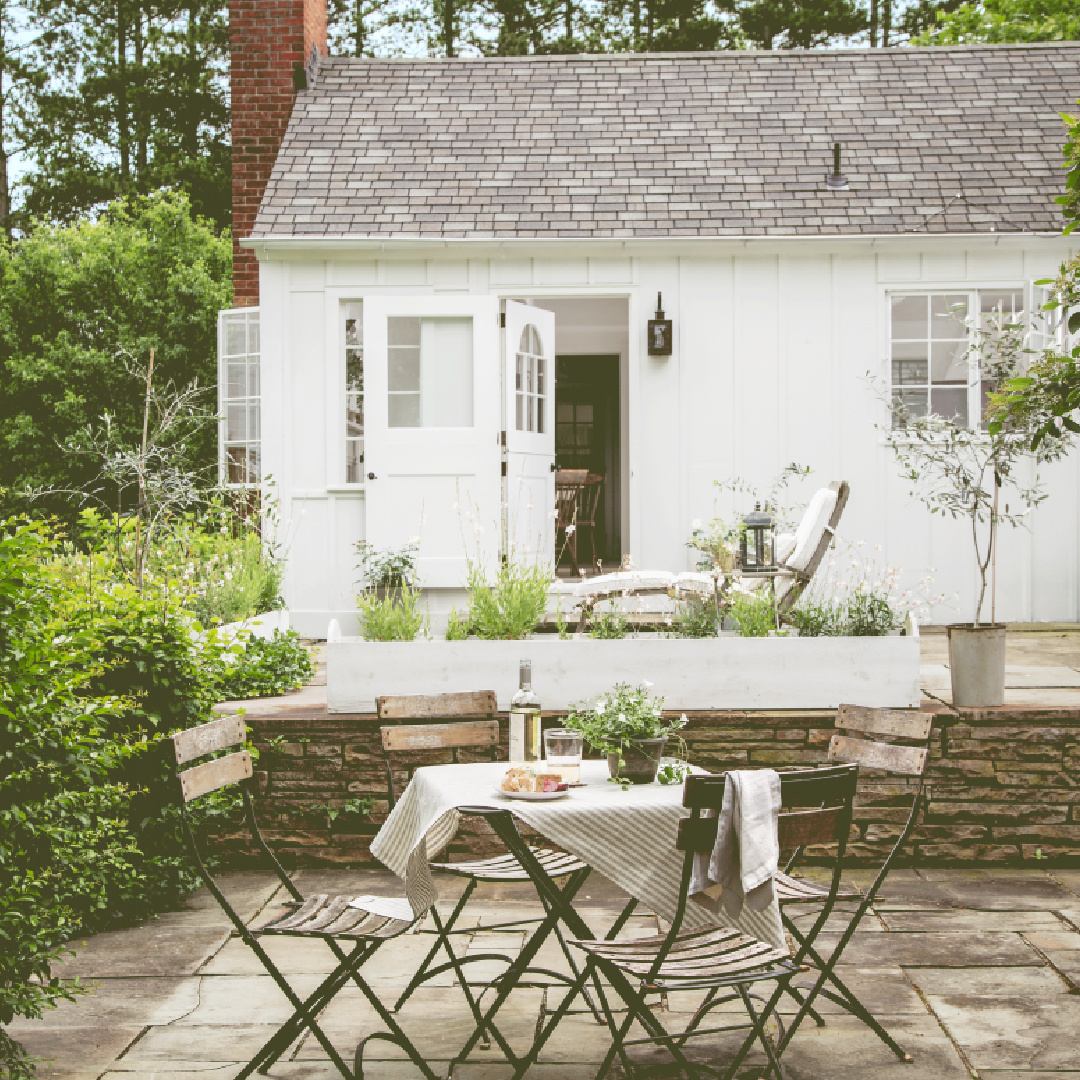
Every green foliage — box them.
[465,560,551,640]
[563,682,686,759]
[0,192,231,519]
[444,606,470,640]
[991,253,1080,446]
[214,631,315,701]
[588,608,628,639]
[1063,109,1080,235]
[788,598,845,637]
[844,590,896,637]
[728,591,779,637]
[674,595,720,638]
[357,542,418,590]
[911,0,1080,44]
[357,586,429,641]
[789,591,897,636]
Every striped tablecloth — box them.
[369,759,784,950]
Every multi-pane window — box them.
[556,401,593,469]
[515,324,546,433]
[219,308,260,486]
[344,302,364,484]
[889,289,1025,429]
[387,316,473,427]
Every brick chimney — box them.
[230,0,327,306]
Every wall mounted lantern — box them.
[738,503,776,574]
[647,293,673,356]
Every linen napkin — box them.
[689,769,782,920]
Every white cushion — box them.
[572,570,675,598]
[774,531,797,566]
[786,488,838,572]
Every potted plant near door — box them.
[563,681,688,784]
[881,300,1072,706]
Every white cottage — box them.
[222,14,1080,637]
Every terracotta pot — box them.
[947,623,1006,707]
[607,737,668,784]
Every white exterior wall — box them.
[253,235,1080,638]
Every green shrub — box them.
[844,590,896,636]
[788,599,845,637]
[674,596,720,638]
[214,630,315,700]
[357,542,418,590]
[357,586,429,641]
[729,591,778,637]
[465,561,551,640]
[444,607,470,641]
[589,608,629,639]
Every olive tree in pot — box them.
[563,682,688,784]
[881,301,1071,706]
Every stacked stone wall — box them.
[207,704,1080,867]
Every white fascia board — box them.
[240,231,1071,262]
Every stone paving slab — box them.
[11,868,1080,1079]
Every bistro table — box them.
[369,758,785,1073]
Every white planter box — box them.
[326,635,920,713]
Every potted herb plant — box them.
[563,682,688,784]
[881,301,1071,706]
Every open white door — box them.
[503,300,556,567]
[364,295,501,588]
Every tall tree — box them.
[910,0,1079,42]
[16,0,229,228]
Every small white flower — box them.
[643,680,654,688]
[617,712,627,726]
[595,698,606,714]
[691,518,703,530]
[678,713,688,727]
[565,524,576,535]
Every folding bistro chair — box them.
[513,764,859,1080]
[769,703,934,1062]
[172,714,437,1080]
[377,692,609,1029]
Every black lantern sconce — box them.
[647,292,673,356]
[738,503,776,574]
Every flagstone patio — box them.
[13,867,1080,1080]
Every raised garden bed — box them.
[326,634,920,713]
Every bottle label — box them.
[509,708,540,764]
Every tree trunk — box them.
[870,0,878,46]
[135,7,146,180]
[882,0,891,46]
[184,5,198,160]
[564,0,571,40]
[0,7,9,239]
[632,0,640,50]
[355,0,365,56]
[117,0,131,190]
[443,0,455,57]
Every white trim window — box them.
[515,323,546,433]
[889,288,1024,429]
[344,301,364,483]
[218,307,260,486]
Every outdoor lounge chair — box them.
[171,714,437,1080]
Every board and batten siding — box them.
[254,238,1080,638]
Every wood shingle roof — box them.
[251,44,1080,240]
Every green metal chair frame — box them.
[172,714,437,1080]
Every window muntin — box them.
[219,308,260,486]
[889,289,1025,429]
[515,323,546,434]
[344,301,364,484]
[387,316,473,428]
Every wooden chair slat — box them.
[778,806,843,849]
[376,691,497,720]
[173,714,246,765]
[829,734,928,777]
[179,750,252,802]
[837,704,933,740]
[380,719,500,752]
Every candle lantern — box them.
[738,503,776,574]
[647,292,673,356]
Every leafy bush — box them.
[788,599,845,637]
[589,608,629,639]
[728,591,778,637]
[357,586,429,641]
[445,607,470,640]
[214,631,315,700]
[844,590,896,636]
[357,542,418,589]
[674,595,720,638]
[465,561,551,640]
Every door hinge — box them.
[499,312,506,328]
[500,430,506,447]
[501,461,507,477]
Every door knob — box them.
[367,472,376,480]
[550,463,557,473]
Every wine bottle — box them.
[508,659,541,764]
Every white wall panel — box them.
[490,258,533,285]
[289,291,326,491]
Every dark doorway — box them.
[555,354,621,566]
